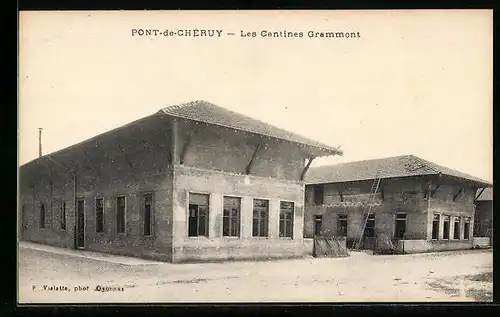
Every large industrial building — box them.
[19,100,342,262]
[304,155,492,254]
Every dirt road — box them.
[18,244,492,303]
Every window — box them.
[116,196,126,234]
[60,201,66,230]
[279,201,294,238]
[337,214,348,237]
[252,199,268,237]
[40,203,45,228]
[314,215,323,236]
[314,185,324,205]
[364,213,375,238]
[464,217,470,240]
[223,196,241,237]
[443,215,450,240]
[395,213,406,239]
[188,193,209,237]
[144,193,153,236]
[95,198,104,233]
[453,217,460,239]
[432,214,440,240]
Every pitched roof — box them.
[476,188,493,201]
[21,100,342,169]
[159,100,342,156]
[305,155,492,187]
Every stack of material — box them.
[313,236,349,258]
[374,232,399,254]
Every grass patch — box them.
[426,281,460,297]
[465,272,492,283]
[466,288,493,302]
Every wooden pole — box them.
[73,172,77,249]
[171,119,178,165]
[428,179,432,240]
[38,128,43,157]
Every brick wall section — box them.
[166,120,311,262]
[426,183,475,242]
[395,240,474,253]
[19,116,175,261]
[474,200,493,238]
[171,165,307,262]
[305,177,479,251]
[82,170,174,261]
[20,116,315,262]
[19,173,76,249]
[176,120,306,181]
[304,204,383,242]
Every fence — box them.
[313,235,349,258]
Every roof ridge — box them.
[407,154,442,174]
[310,155,409,168]
[161,100,209,111]
[306,154,491,187]
[160,100,343,155]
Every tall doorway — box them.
[314,215,323,236]
[362,213,376,249]
[75,199,85,249]
[395,213,407,239]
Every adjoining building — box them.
[303,155,492,254]
[474,188,493,247]
[19,100,342,262]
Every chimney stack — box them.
[38,128,43,157]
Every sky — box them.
[19,10,493,182]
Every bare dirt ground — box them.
[18,244,493,303]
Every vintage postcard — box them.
[18,10,493,303]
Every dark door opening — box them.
[362,213,376,249]
[314,215,323,236]
[313,185,324,205]
[394,213,407,239]
[76,199,85,249]
[432,214,440,240]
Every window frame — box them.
[279,201,295,239]
[464,217,471,240]
[60,201,66,231]
[223,196,242,238]
[252,198,269,238]
[453,216,460,240]
[187,192,210,238]
[143,192,154,237]
[443,215,451,240]
[432,214,440,240]
[116,196,127,235]
[40,203,46,229]
[95,197,105,234]
[337,214,348,237]
[394,212,407,240]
